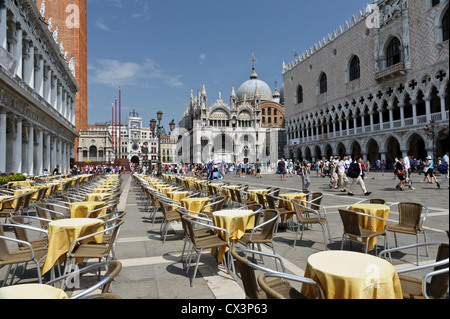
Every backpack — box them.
[347,162,361,178]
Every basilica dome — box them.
[237,68,273,102]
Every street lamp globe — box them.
[157,111,163,121]
[150,119,156,131]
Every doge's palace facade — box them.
[283,0,449,164]
[0,0,78,175]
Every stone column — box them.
[51,77,57,109]
[27,124,34,176]
[353,116,357,135]
[35,55,44,97]
[0,3,6,49]
[332,120,336,138]
[36,129,43,175]
[425,96,431,123]
[411,99,418,125]
[369,111,374,132]
[339,119,343,137]
[45,133,51,172]
[361,116,366,133]
[13,118,23,173]
[24,41,35,89]
[0,110,6,173]
[15,24,23,79]
[388,104,394,129]
[439,92,447,120]
[346,117,350,136]
[399,102,405,127]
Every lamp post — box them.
[150,111,164,177]
[424,121,449,168]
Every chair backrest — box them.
[397,202,424,229]
[427,242,449,299]
[309,192,323,211]
[0,225,12,257]
[231,249,261,299]
[264,194,276,209]
[8,216,30,248]
[370,199,386,205]
[256,193,266,209]
[257,210,279,241]
[229,188,237,202]
[338,209,362,237]
[292,199,309,223]
[101,260,123,294]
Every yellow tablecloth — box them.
[279,192,308,211]
[69,201,106,218]
[247,189,267,202]
[8,181,33,187]
[302,250,402,299]
[0,284,68,299]
[42,218,104,275]
[92,187,112,193]
[181,197,211,213]
[348,203,390,251]
[168,191,189,203]
[212,209,255,263]
[158,187,177,196]
[0,196,14,211]
[85,193,109,202]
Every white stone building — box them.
[283,0,449,166]
[179,60,286,165]
[0,0,78,175]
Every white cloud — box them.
[89,58,184,88]
[199,53,206,64]
[95,20,110,31]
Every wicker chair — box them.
[258,272,325,299]
[379,242,449,299]
[291,199,331,250]
[338,208,388,254]
[387,202,429,265]
[237,210,279,256]
[231,248,288,299]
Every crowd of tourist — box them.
[117,150,450,193]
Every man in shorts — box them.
[278,158,287,181]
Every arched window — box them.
[386,37,401,67]
[443,8,449,42]
[297,85,303,104]
[349,56,361,81]
[89,146,97,158]
[319,73,327,94]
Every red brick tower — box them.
[36,0,88,161]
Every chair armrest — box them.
[396,258,449,275]
[191,219,230,243]
[355,211,389,223]
[261,272,325,299]
[234,248,286,273]
[423,267,449,299]
[378,242,442,259]
[0,234,35,259]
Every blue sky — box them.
[86,0,368,129]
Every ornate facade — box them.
[179,59,286,164]
[283,0,449,164]
[0,0,78,175]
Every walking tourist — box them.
[403,153,415,190]
[441,151,449,189]
[347,156,371,196]
[255,159,262,179]
[422,156,439,187]
[337,156,348,192]
[395,156,406,191]
[300,162,311,192]
[278,158,287,181]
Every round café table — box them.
[348,203,390,252]
[167,191,189,203]
[181,197,211,214]
[41,218,104,275]
[302,250,403,299]
[212,209,255,263]
[0,195,14,211]
[69,201,106,218]
[279,192,308,221]
[0,284,68,299]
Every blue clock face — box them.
[132,144,139,151]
